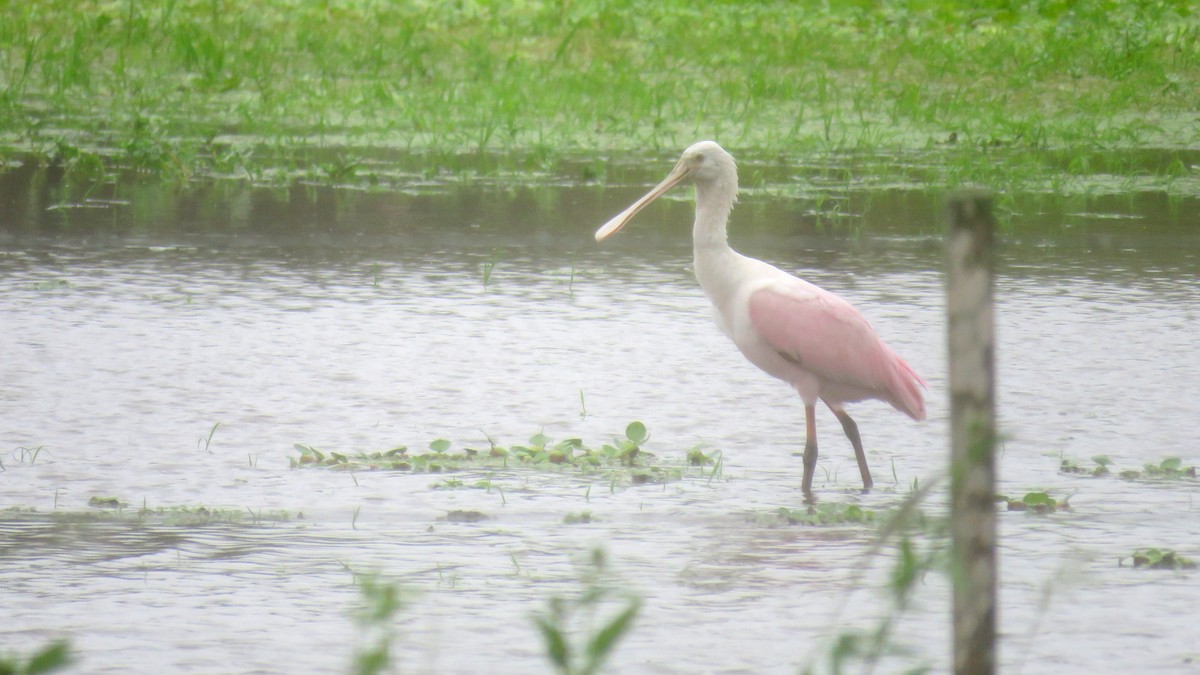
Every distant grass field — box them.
[1,0,1197,190]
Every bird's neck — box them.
[692,190,741,305]
[691,180,737,249]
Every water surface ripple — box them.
[2,185,1198,674]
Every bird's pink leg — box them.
[833,409,873,490]
[802,403,818,500]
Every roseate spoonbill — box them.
[595,141,925,497]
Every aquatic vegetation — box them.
[24,502,297,527]
[1060,455,1197,481]
[1123,548,1197,571]
[86,496,125,509]
[481,248,503,288]
[1129,457,1197,480]
[3,445,48,470]
[197,422,221,455]
[0,639,71,675]
[291,423,723,487]
[1059,454,1113,477]
[441,510,489,524]
[27,279,72,291]
[776,502,878,527]
[998,491,1067,514]
[534,547,640,675]
[562,510,594,525]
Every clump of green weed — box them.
[562,511,594,524]
[998,491,1067,514]
[1060,454,1112,477]
[777,502,878,526]
[1061,455,1196,481]
[18,502,295,527]
[1123,548,1196,571]
[292,423,721,487]
[86,496,126,509]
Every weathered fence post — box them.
[946,189,998,675]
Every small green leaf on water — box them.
[1008,491,1060,513]
[429,439,451,453]
[1160,457,1182,471]
[1022,492,1055,507]
[1091,455,1111,467]
[625,421,647,444]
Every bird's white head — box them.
[594,141,738,242]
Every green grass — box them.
[1,0,1197,194]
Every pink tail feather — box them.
[889,352,927,421]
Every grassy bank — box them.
[1,0,1197,190]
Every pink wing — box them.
[747,284,926,420]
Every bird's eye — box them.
[694,152,705,163]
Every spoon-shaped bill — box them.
[594,161,691,242]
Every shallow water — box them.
[1,164,1198,673]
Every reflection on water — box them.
[1,163,1198,673]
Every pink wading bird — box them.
[594,141,926,498]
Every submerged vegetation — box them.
[1,0,1198,202]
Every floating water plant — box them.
[87,496,125,509]
[777,502,878,526]
[292,423,722,487]
[998,491,1066,514]
[1123,548,1197,571]
[1059,454,1112,477]
[563,511,594,525]
[15,503,297,527]
[1132,457,1197,480]
[1060,455,1196,481]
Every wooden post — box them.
[946,189,997,675]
